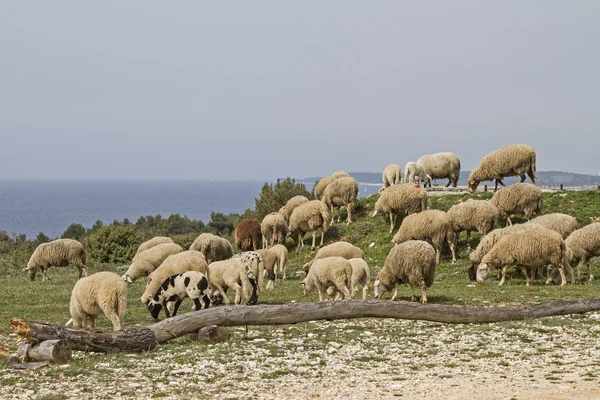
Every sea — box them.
[0,179,380,239]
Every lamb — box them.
[255,248,279,289]
[327,258,370,300]
[416,152,461,188]
[565,223,600,281]
[299,256,352,301]
[69,271,127,331]
[447,200,500,248]
[261,212,288,248]
[25,238,88,282]
[288,200,330,250]
[146,271,211,319]
[122,243,183,284]
[489,183,543,226]
[467,143,537,192]
[321,176,359,225]
[476,229,570,286]
[392,209,457,264]
[270,244,289,280]
[140,250,208,305]
[234,218,262,251]
[135,237,174,257]
[278,195,310,224]
[302,241,364,274]
[527,213,578,239]
[189,233,234,263]
[403,161,431,185]
[207,258,252,305]
[313,176,334,201]
[232,251,265,294]
[374,240,437,303]
[382,164,402,187]
[372,184,428,232]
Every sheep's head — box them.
[299,278,312,296]
[467,178,479,193]
[476,263,491,284]
[467,262,477,282]
[373,271,393,299]
[146,299,163,320]
[24,266,37,281]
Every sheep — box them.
[403,161,431,185]
[467,144,537,192]
[255,248,278,289]
[313,176,334,201]
[302,241,364,274]
[489,183,543,226]
[374,240,436,303]
[122,243,183,284]
[299,256,352,301]
[234,218,262,251]
[327,258,370,300]
[135,237,174,257]
[527,213,578,239]
[331,171,350,179]
[321,176,359,225]
[416,152,461,188]
[288,200,330,250]
[270,244,289,280]
[189,233,234,263]
[278,195,310,224]
[232,250,265,295]
[372,184,428,233]
[140,250,208,305]
[392,209,457,264]
[207,258,252,305]
[382,164,402,187]
[261,212,288,248]
[565,223,600,281]
[447,200,500,249]
[25,238,88,282]
[69,271,127,331]
[146,271,211,319]
[476,229,570,286]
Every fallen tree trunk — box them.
[16,340,72,364]
[12,298,600,353]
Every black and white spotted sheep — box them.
[231,251,264,305]
[146,271,211,319]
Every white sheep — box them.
[447,200,500,249]
[189,233,234,263]
[489,183,543,226]
[135,237,174,257]
[321,176,359,225]
[146,271,211,319]
[261,212,288,248]
[278,195,310,224]
[302,241,364,274]
[374,240,437,303]
[565,223,600,281]
[331,171,350,179]
[327,258,370,300]
[468,144,537,192]
[313,176,334,201]
[416,152,461,188]
[299,256,352,301]
[527,213,578,239]
[288,200,330,250]
[270,244,289,280]
[25,238,88,282]
[382,164,402,187]
[372,184,428,233]
[122,243,183,284]
[232,251,265,294]
[207,258,252,305]
[403,161,431,185]
[69,271,127,331]
[392,209,457,264]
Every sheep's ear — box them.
[122,275,133,284]
[22,267,28,272]
[299,281,305,286]
[371,210,378,217]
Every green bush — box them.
[61,223,86,241]
[254,177,312,220]
[86,225,142,264]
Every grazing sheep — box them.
[372,184,428,233]
[416,152,461,188]
[374,240,437,303]
[270,244,289,280]
[467,144,537,192]
[565,223,600,281]
[403,161,431,185]
[278,195,310,224]
[288,200,330,250]
[232,251,265,294]
[302,241,364,274]
[489,183,543,226]
[447,200,500,248]
[122,243,183,284]
[255,248,279,289]
[234,218,262,251]
[189,233,234,263]
[146,271,211,319]
[321,176,359,225]
[69,271,127,331]
[313,176,334,201]
[527,213,578,239]
[331,171,350,179]
[382,164,403,187]
[299,256,352,301]
[327,258,370,300]
[476,229,570,286]
[26,239,88,282]
[261,212,288,248]
[140,250,208,304]
[392,209,457,264]
[135,237,174,257]
[207,258,252,305]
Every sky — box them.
[1,1,599,180]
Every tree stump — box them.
[16,340,72,364]
[189,325,231,342]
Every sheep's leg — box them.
[41,267,50,282]
[390,285,398,301]
[389,212,394,233]
[466,230,472,249]
[202,295,211,309]
[520,174,526,183]
[587,261,595,281]
[557,266,567,286]
[362,284,368,301]
[577,258,585,281]
[162,300,172,318]
[102,306,123,331]
[337,206,342,224]
[231,283,243,305]
[564,262,575,284]
[420,280,428,303]
[519,265,531,286]
[410,285,416,302]
[172,299,183,317]
[499,265,510,285]
[311,231,317,250]
[506,217,513,227]
[445,180,451,188]
[316,282,326,301]
[214,284,231,305]
[350,284,357,300]
[434,247,441,264]
[347,203,353,224]
[337,284,351,300]
[447,237,457,263]
[330,204,335,225]
[88,315,97,330]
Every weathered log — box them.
[16,340,72,364]
[12,298,600,353]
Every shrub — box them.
[254,177,312,220]
[86,225,142,264]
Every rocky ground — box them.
[2,313,600,400]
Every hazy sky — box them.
[1,1,599,180]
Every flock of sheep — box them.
[20,143,600,332]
